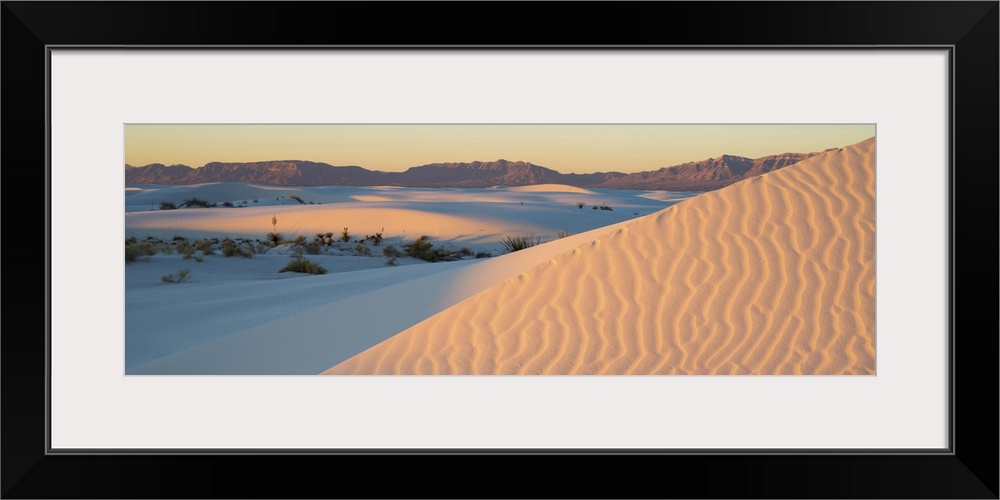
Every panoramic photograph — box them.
[124,124,876,375]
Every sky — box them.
[125,124,875,174]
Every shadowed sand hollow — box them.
[325,137,876,375]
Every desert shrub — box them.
[435,248,458,261]
[385,256,399,266]
[195,239,214,255]
[159,201,177,210]
[577,202,586,209]
[382,245,400,258]
[157,245,175,255]
[253,199,259,203]
[222,201,235,208]
[556,230,572,239]
[500,234,543,254]
[255,240,270,255]
[279,257,327,275]
[160,269,192,283]
[371,228,384,246]
[177,241,195,258]
[401,237,465,262]
[458,246,472,257]
[475,251,492,259]
[353,244,372,257]
[221,238,252,258]
[293,235,306,246]
[125,243,153,263]
[267,232,285,247]
[172,235,187,242]
[133,241,159,255]
[289,195,305,204]
[403,236,436,261]
[599,205,613,211]
[125,236,137,245]
[181,197,216,208]
[305,242,323,255]
[592,205,598,210]
[340,227,351,242]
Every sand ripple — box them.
[325,138,876,375]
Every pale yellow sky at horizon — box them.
[125,124,875,174]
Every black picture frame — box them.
[4,2,996,498]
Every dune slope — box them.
[325,137,876,375]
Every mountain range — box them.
[124,152,825,191]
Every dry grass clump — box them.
[279,257,327,275]
[160,269,192,283]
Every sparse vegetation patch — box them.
[195,239,214,255]
[181,197,216,208]
[403,236,437,261]
[353,244,373,256]
[221,238,253,258]
[305,242,323,255]
[125,241,158,263]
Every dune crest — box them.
[325,138,876,375]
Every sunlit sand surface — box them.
[326,137,876,375]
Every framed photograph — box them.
[5,2,996,498]
[119,122,878,377]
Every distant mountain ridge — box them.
[124,151,825,191]
[598,152,820,191]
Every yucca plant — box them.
[499,234,543,254]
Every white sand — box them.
[125,186,682,374]
[125,185,675,246]
[506,184,597,194]
[325,137,876,375]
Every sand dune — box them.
[125,182,358,207]
[325,137,876,375]
[506,184,596,194]
[125,204,551,244]
[124,186,676,245]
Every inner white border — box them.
[50,50,949,450]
